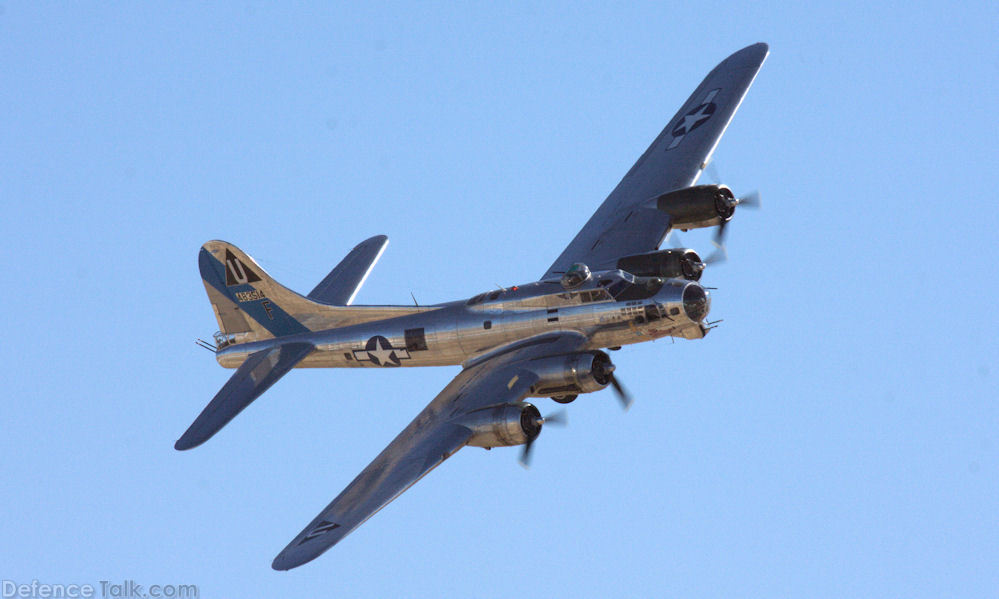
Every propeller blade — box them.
[609,375,633,411]
[519,410,567,468]
[543,410,568,427]
[736,190,761,208]
[705,221,729,265]
[705,243,728,265]
[704,188,758,266]
[519,439,535,469]
[705,158,721,185]
[704,250,727,265]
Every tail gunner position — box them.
[176,43,769,570]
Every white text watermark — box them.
[2,580,198,599]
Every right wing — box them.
[307,235,388,305]
[543,43,769,278]
[271,332,588,570]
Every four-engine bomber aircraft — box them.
[176,43,768,570]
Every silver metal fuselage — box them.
[216,271,710,370]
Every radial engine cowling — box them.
[655,184,735,230]
[525,351,615,398]
[616,248,704,281]
[463,402,542,449]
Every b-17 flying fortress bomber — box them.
[176,43,769,570]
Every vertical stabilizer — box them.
[199,239,440,344]
[199,241,313,341]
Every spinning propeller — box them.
[705,189,761,265]
[591,354,634,412]
[520,365,633,468]
[519,410,567,468]
[702,160,761,265]
[609,373,633,411]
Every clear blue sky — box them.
[2,2,997,597]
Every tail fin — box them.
[199,241,315,341]
[200,239,440,345]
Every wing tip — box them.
[271,546,318,571]
[271,556,293,571]
[729,42,770,67]
[753,42,770,61]
[173,430,204,451]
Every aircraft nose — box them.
[682,282,710,322]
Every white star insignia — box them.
[367,338,395,365]
[353,336,411,366]
[667,88,720,150]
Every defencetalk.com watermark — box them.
[2,580,198,599]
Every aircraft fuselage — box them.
[216,271,710,370]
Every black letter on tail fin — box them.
[225,249,262,286]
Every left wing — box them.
[543,43,768,278]
[271,332,587,570]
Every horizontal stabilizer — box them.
[175,343,313,450]
[308,235,388,305]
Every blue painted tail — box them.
[199,241,314,341]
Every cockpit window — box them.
[468,289,508,305]
[606,280,629,297]
[608,276,665,301]
[578,289,612,303]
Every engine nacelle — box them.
[462,402,542,449]
[616,248,704,281]
[526,351,615,398]
[655,184,735,230]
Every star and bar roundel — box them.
[667,88,720,150]
[352,335,410,367]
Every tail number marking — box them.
[234,290,266,302]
